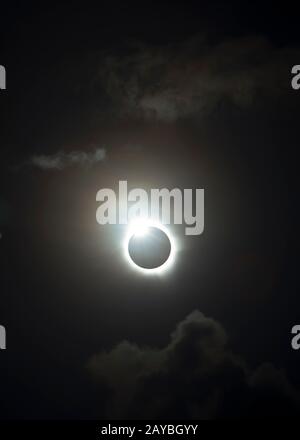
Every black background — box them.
[0,1,300,419]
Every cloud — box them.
[96,35,298,121]
[87,311,299,419]
[29,148,106,170]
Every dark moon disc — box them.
[128,226,171,269]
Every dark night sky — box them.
[0,1,300,419]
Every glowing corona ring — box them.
[124,218,176,275]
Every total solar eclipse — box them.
[124,219,176,274]
[128,226,171,269]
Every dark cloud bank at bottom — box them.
[87,311,299,419]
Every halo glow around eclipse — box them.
[124,218,176,275]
